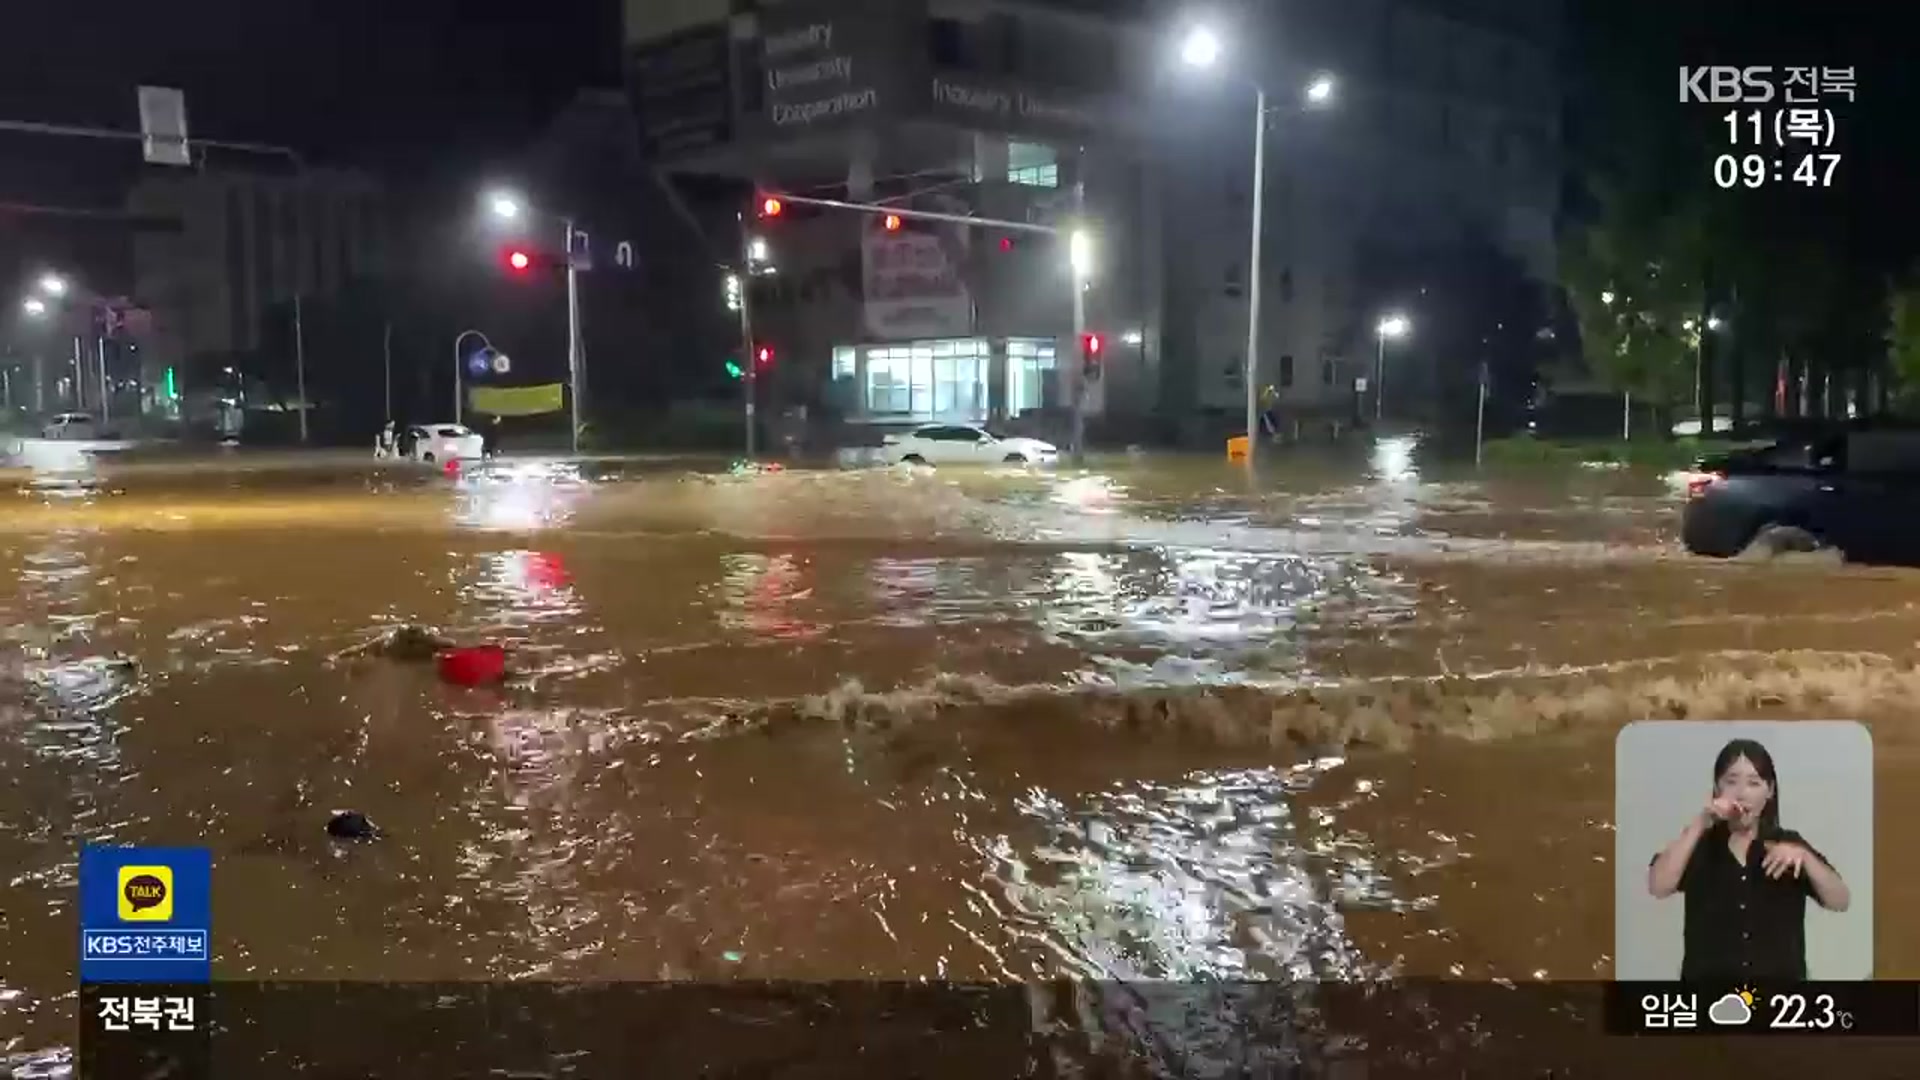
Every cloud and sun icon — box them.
[1709,986,1760,1025]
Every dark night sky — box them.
[0,0,620,289]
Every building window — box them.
[1006,337,1056,416]
[1223,263,1244,298]
[832,346,856,381]
[861,338,988,421]
[1322,356,1336,385]
[1279,354,1295,388]
[1007,141,1058,188]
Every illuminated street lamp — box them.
[1068,228,1095,281]
[480,187,584,453]
[21,297,46,317]
[1180,22,1338,466]
[1374,313,1412,422]
[37,273,68,298]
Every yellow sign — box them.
[118,864,174,921]
[469,383,565,417]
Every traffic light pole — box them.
[564,217,585,457]
[735,214,757,460]
[1069,179,1088,467]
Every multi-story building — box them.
[125,167,389,409]
[623,0,1561,438]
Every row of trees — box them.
[1556,0,1919,430]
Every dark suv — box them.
[1680,423,1920,563]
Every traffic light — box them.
[754,344,775,371]
[758,196,784,219]
[724,358,745,380]
[505,249,532,273]
[1081,332,1104,379]
[883,213,902,232]
[999,236,1016,253]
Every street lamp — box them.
[1374,313,1411,422]
[1068,227,1095,280]
[1179,23,1336,466]
[481,188,585,455]
[37,273,68,298]
[452,329,498,426]
[21,297,46,317]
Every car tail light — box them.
[1685,471,1725,499]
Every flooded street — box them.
[4,438,1919,1069]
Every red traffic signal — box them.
[754,344,775,370]
[1082,332,1104,359]
[506,249,532,272]
[759,196,784,218]
[883,214,902,232]
[999,236,1015,253]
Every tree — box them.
[1888,269,1920,406]
[1558,187,1704,410]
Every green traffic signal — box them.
[724,359,744,380]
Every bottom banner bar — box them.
[79,983,211,1079]
[71,980,1920,1078]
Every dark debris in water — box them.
[326,810,383,842]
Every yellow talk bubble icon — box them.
[117,864,173,922]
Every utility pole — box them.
[382,320,393,424]
[563,218,585,456]
[1244,87,1268,468]
[735,214,757,460]
[1069,177,1088,465]
[293,293,309,442]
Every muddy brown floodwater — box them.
[2,439,1918,1074]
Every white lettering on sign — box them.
[772,88,879,127]
[764,23,833,59]
[769,55,853,91]
[931,79,1012,117]
[931,78,1104,131]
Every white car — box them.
[882,424,1058,466]
[402,423,485,463]
[41,412,98,440]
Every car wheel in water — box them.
[422,452,435,463]
[900,454,927,465]
[1741,523,1823,560]
[1002,453,1028,464]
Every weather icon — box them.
[1709,987,1757,1026]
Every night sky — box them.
[0,0,620,291]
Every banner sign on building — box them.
[757,0,919,135]
[862,191,974,340]
[79,845,212,984]
[469,383,566,417]
[627,25,735,161]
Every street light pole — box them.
[1244,86,1268,468]
[735,214,757,460]
[453,328,495,426]
[1070,181,1089,466]
[1374,333,1385,422]
[563,216,583,456]
[293,293,308,443]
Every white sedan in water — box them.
[402,423,486,463]
[883,424,1059,466]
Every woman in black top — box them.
[1647,738,1851,982]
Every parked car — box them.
[40,412,98,440]
[401,423,485,463]
[1680,423,1920,563]
[881,424,1059,466]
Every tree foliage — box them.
[1558,187,1703,403]
[1889,269,1920,401]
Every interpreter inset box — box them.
[1613,721,1871,982]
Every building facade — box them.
[624,0,1561,436]
[626,0,1168,435]
[126,167,389,410]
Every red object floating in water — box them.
[437,644,507,686]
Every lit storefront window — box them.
[860,338,988,422]
[1008,141,1059,188]
[1006,338,1056,417]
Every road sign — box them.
[491,352,511,375]
[137,87,190,167]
